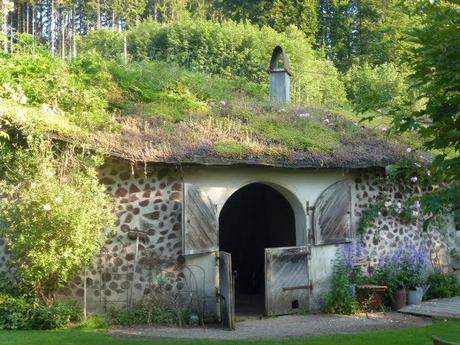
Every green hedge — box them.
[124,19,346,107]
[0,293,81,330]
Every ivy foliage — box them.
[0,132,115,305]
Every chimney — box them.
[268,46,291,103]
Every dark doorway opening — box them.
[219,183,296,315]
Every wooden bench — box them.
[432,336,460,345]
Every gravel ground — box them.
[109,312,432,340]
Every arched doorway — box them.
[219,183,297,315]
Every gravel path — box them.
[109,312,431,340]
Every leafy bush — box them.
[111,303,177,326]
[0,136,115,305]
[77,30,125,61]
[127,19,347,107]
[325,243,363,315]
[0,293,31,330]
[344,62,410,115]
[425,272,460,300]
[0,43,114,130]
[0,293,81,330]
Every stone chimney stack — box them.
[268,46,291,103]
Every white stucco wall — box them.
[182,165,355,311]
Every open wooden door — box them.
[182,183,218,255]
[265,246,310,316]
[313,180,352,245]
[219,251,235,330]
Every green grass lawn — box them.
[1,319,460,345]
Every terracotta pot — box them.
[392,288,407,310]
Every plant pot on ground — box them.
[391,287,407,310]
[407,286,426,305]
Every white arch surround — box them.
[218,180,307,246]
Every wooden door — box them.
[313,180,352,245]
[182,183,218,255]
[219,251,235,330]
[265,246,310,316]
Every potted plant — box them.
[370,244,427,310]
[405,247,428,305]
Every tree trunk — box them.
[61,10,65,59]
[97,0,101,29]
[32,6,35,43]
[50,0,56,56]
[73,7,77,59]
[3,12,8,52]
[123,35,127,64]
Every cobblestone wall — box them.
[353,171,457,271]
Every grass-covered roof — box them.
[0,48,417,169]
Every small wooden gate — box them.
[265,246,310,316]
[219,252,235,330]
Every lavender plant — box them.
[371,242,428,293]
[325,241,364,315]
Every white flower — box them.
[406,148,412,153]
[410,176,418,183]
[381,127,387,132]
[219,100,227,106]
[55,196,63,203]
[415,200,421,210]
[384,201,392,208]
[377,211,382,216]
[396,202,402,209]
[324,118,330,124]
[16,111,26,122]
[412,210,419,217]
[20,95,27,104]
[427,170,431,177]
[299,112,311,118]
[43,204,52,211]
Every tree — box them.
[393,0,459,221]
[0,136,115,305]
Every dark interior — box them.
[219,183,296,314]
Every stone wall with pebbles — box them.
[58,163,188,312]
[353,170,457,272]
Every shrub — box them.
[0,293,31,330]
[77,30,125,61]
[127,19,347,107]
[344,62,410,114]
[0,137,115,305]
[425,272,460,300]
[111,302,177,326]
[325,243,363,315]
[0,293,81,330]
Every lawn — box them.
[1,319,460,345]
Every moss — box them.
[251,116,340,152]
[214,141,262,158]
